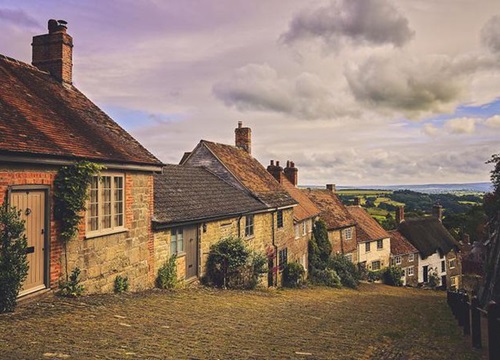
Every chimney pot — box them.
[284,160,298,186]
[267,160,283,183]
[235,121,251,154]
[353,197,361,206]
[326,184,336,192]
[433,203,443,222]
[270,160,274,166]
[396,206,405,224]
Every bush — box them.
[328,254,360,289]
[282,262,305,288]
[0,204,29,313]
[114,275,129,293]
[310,268,342,288]
[313,220,332,265]
[156,254,177,289]
[58,268,85,297]
[204,237,266,289]
[308,238,322,271]
[383,266,403,286]
[428,270,440,288]
[367,270,383,282]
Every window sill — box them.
[245,235,255,240]
[85,228,128,240]
[174,252,186,258]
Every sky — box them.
[1,0,500,186]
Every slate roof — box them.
[388,230,418,255]
[398,217,459,258]
[346,205,390,243]
[154,164,268,225]
[0,55,162,167]
[302,189,355,229]
[280,178,320,222]
[201,141,297,208]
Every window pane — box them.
[114,176,124,227]
[101,176,112,229]
[177,231,184,252]
[88,177,99,231]
[170,229,177,254]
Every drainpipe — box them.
[237,214,243,238]
[271,208,278,287]
[340,228,344,254]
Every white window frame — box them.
[365,242,371,252]
[277,210,284,228]
[170,227,184,255]
[86,173,125,238]
[295,223,300,239]
[407,266,414,276]
[344,227,353,240]
[302,221,307,236]
[345,253,353,263]
[377,239,383,250]
[245,214,254,237]
[395,255,401,265]
[371,260,381,271]
[449,259,456,269]
[408,253,415,262]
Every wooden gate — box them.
[10,189,48,296]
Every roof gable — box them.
[0,55,162,167]
[346,205,390,243]
[303,189,355,229]
[280,178,320,222]
[388,230,418,255]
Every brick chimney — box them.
[395,206,405,224]
[235,121,251,154]
[284,160,298,186]
[267,160,283,183]
[32,19,73,84]
[433,203,443,222]
[326,184,336,192]
[353,197,361,206]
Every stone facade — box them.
[357,237,391,271]
[446,249,462,290]
[328,226,358,263]
[391,253,419,286]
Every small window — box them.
[441,260,446,272]
[365,242,371,252]
[344,227,353,240]
[401,268,406,277]
[449,259,456,269]
[371,260,381,271]
[395,255,401,265]
[408,253,414,262]
[278,248,288,271]
[345,254,353,262]
[245,215,254,237]
[407,267,414,276]
[377,240,383,249]
[302,221,307,236]
[294,224,300,239]
[170,228,184,254]
[277,210,283,228]
[308,219,313,233]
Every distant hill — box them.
[302,182,492,194]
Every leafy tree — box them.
[0,204,29,313]
[312,219,331,266]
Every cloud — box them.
[0,8,41,29]
[484,115,500,127]
[281,0,414,48]
[213,63,357,119]
[422,123,439,136]
[444,117,477,134]
[481,15,500,54]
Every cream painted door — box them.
[11,190,47,296]
[184,226,198,279]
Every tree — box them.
[311,219,331,269]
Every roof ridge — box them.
[0,54,48,74]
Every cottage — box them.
[397,205,461,288]
[346,205,391,272]
[388,230,419,286]
[0,20,163,295]
[181,122,297,286]
[153,164,268,281]
[304,186,358,262]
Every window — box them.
[302,221,307,236]
[344,227,353,240]
[295,224,300,239]
[278,248,288,271]
[395,255,401,265]
[245,215,254,237]
[408,253,414,262]
[345,254,353,262]
[87,174,124,235]
[407,266,414,276]
[371,260,381,271]
[401,268,406,277]
[170,228,184,254]
[308,219,313,233]
[449,259,456,269]
[277,210,283,228]
[377,240,383,249]
[441,260,446,273]
[365,242,371,252]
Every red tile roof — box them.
[346,205,390,243]
[0,55,162,167]
[388,230,418,255]
[302,189,355,229]
[280,178,320,222]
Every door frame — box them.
[7,185,51,292]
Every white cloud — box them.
[481,15,500,54]
[484,115,500,127]
[444,118,477,134]
[422,123,439,136]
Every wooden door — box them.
[11,190,47,296]
[423,265,429,283]
[184,226,198,279]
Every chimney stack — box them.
[433,203,443,222]
[326,184,336,192]
[32,19,73,84]
[235,121,251,154]
[284,160,298,186]
[267,160,283,182]
[395,206,405,224]
[353,197,361,206]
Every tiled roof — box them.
[0,55,162,167]
[398,218,459,258]
[388,230,418,255]
[346,205,390,243]
[280,178,320,222]
[154,164,268,225]
[201,141,297,208]
[302,189,355,229]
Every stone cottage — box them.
[388,230,419,286]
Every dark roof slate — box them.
[154,164,267,224]
[0,55,162,166]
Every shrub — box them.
[367,270,383,282]
[328,254,360,289]
[282,262,305,288]
[308,238,322,271]
[0,204,29,313]
[383,266,403,286]
[58,268,85,297]
[114,275,129,293]
[312,220,332,265]
[156,254,177,289]
[310,268,342,288]
[428,270,440,288]
[204,237,266,289]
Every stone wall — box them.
[358,237,391,270]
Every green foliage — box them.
[204,237,266,289]
[309,268,342,288]
[58,268,85,297]
[54,161,102,242]
[485,154,500,219]
[282,262,305,288]
[0,204,29,313]
[382,266,403,286]
[428,270,440,288]
[156,254,177,289]
[443,205,487,243]
[311,220,331,269]
[328,254,360,289]
[308,238,322,272]
[114,275,129,293]
[367,270,383,282]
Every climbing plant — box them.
[54,161,102,243]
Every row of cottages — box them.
[0,20,165,296]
